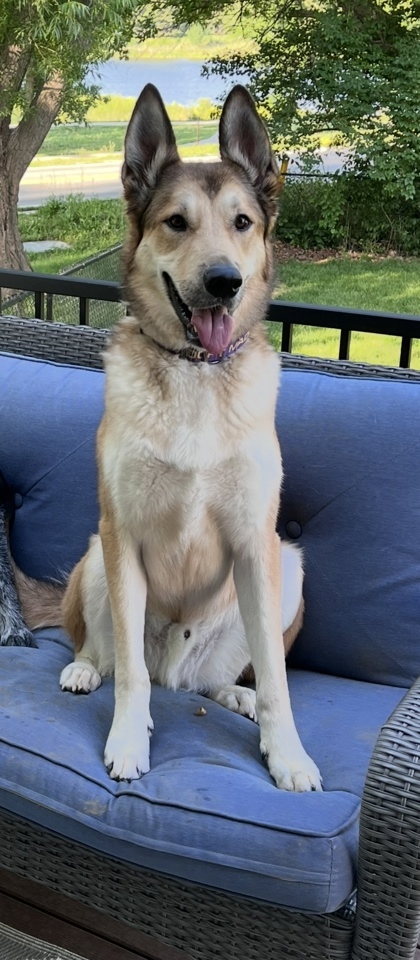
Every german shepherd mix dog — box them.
[27,84,321,791]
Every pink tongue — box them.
[191,306,233,354]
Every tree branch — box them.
[7,72,65,182]
[0,44,31,96]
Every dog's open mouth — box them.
[163,272,234,354]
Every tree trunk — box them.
[0,71,65,290]
[0,171,31,275]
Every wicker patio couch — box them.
[1,313,420,960]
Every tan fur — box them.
[12,563,63,631]
[62,554,86,653]
[284,596,305,655]
[60,84,321,791]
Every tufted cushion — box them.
[277,367,420,687]
[0,352,103,580]
[0,629,405,913]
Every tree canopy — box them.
[0,0,150,271]
[162,0,420,201]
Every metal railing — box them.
[271,300,420,369]
[1,267,420,368]
[0,269,121,327]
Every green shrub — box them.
[20,195,124,247]
[277,176,420,255]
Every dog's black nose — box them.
[203,264,242,300]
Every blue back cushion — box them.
[2,350,420,687]
[277,367,420,688]
[0,353,103,580]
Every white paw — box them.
[260,738,322,792]
[104,714,154,782]
[60,660,102,694]
[215,685,258,721]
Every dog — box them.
[21,84,321,791]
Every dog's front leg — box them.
[233,530,322,792]
[100,514,153,781]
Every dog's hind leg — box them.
[208,540,304,718]
[60,535,115,693]
[0,506,36,647]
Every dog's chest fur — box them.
[100,322,282,621]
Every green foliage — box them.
[167,99,216,121]
[0,1,145,124]
[19,195,125,248]
[126,6,255,59]
[277,175,420,255]
[167,0,420,205]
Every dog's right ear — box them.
[219,85,279,229]
[122,84,180,210]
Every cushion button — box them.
[285,520,302,539]
[14,493,23,509]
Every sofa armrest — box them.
[352,676,420,960]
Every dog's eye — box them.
[166,215,187,232]
[235,214,252,231]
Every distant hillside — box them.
[121,14,256,61]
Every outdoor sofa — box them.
[0,312,420,960]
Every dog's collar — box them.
[139,329,249,364]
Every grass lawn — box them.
[19,197,125,276]
[272,255,420,367]
[35,123,218,160]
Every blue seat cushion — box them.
[0,629,404,913]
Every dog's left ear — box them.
[219,85,279,225]
[122,84,180,211]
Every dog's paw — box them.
[260,738,323,792]
[0,626,37,648]
[214,685,257,721]
[60,660,102,694]
[104,716,154,782]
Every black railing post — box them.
[281,322,293,353]
[46,294,53,322]
[34,290,45,320]
[399,337,412,369]
[339,329,352,360]
[79,298,90,326]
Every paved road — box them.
[19,159,124,207]
[18,149,352,208]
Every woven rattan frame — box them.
[1,314,420,960]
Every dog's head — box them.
[122,83,279,354]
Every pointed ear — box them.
[219,85,279,226]
[122,83,180,210]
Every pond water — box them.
[86,59,242,105]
